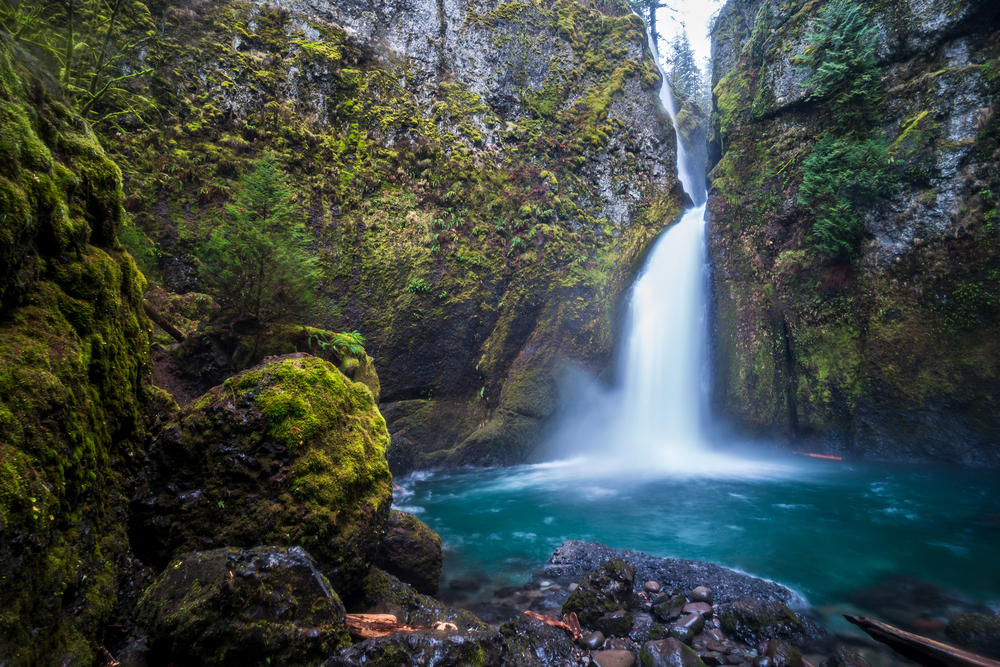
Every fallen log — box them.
[345,614,459,640]
[844,614,1000,667]
[523,610,582,641]
[143,302,185,343]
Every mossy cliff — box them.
[708,0,1000,464]
[102,0,685,470]
[0,37,154,664]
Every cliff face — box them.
[108,0,684,470]
[708,0,1000,464]
[0,38,155,663]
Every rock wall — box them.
[0,37,155,664]
[707,0,1000,464]
[106,0,685,471]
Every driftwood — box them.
[143,302,185,342]
[844,614,1000,667]
[524,610,583,641]
[345,614,459,640]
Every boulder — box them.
[670,613,706,644]
[355,567,489,631]
[597,610,635,637]
[500,616,580,667]
[580,631,607,650]
[820,647,873,667]
[374,510,444,595]
[718,598,831,652]
[131,354,393,597]
[653,595,688,623]
[946,613,1000,657]
[562,558,637,625]
[640,638,708,667]
[135,546,348,666]
[327,628,504,667]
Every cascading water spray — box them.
[542,23,784,476]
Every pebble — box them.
[569,583,579,591]
[706,629,726,642]
[645,581,661,593]
[540,580,552,587]
[593,649,637,667]
[684,602,713,617]
[579,631,606,650]
[690,587,714,604]
[704,652,728,666]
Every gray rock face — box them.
[499,616,581,667]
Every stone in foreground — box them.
[374,509,444,595]
[135,546,348,666]
[562,558,636,625]
[641,637,708,667]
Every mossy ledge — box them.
[0,36,153,664]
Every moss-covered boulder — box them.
[131,353,393,596]
[946,613,1000,657]
[718,598,829,651]
[352,567,490,632]
[0,37,154,665]
[640,638,706,667]
[562,558,636,626]
[135,546,349,666]
[373,510,443,595]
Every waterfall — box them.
[543,26,728,474]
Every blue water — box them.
[395,455,1000,615]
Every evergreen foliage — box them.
[667,28,703,103]
[200,156,318,324]
[798,137,893,259]
[0,0,155,123]
[797,0,889,260]
[797,0,879,129]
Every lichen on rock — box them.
[131,353,393,597]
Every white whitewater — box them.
[543,29,794,477]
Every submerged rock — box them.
[131,353,393,597]
[718,598,831,652]
[563,558,637,625]
[327,627,504,667]
[374,510,444,595]
[946,613,1000,657]
[135,546,348,666]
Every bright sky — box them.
[655,0,724,66]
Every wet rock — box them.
[946,613,1000,657]
[691,588,714,604]
[542,542,803,606]
[607,637,634,650]
[499,616,581,667]
[640,637,708,667]
[597,610,636,637]
[131,354,393,597]
[706,628,726,642]
[703,651,727,665]
[647,581,662,593]
[327,628,503,667]
[684,602,714,617]
[653,595,688,623]
[719,598,831,652]
[135,546,348,666]
[764,639,804,667]
[670,613,706,643]
[563,558,636,625]
[594,649,638,667]
[374,510,443,595]
[580,631,607,650]
[820,647,873,667]
[356,567,490,631]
